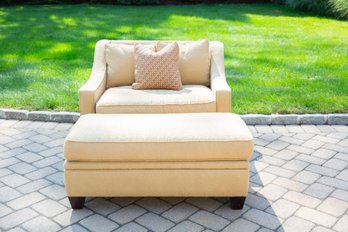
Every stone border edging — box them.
[0,109,79,123]
[0,108,347,125]
[241,114,348,125]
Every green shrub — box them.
[272,0,348,19]
[0,0,269,5]
[330,0,348,19]
[115,0,161,4]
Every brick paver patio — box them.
[0,119,347,232]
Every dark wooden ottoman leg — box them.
[230,197,246,210]
[68,197,86,209]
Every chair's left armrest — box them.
[79,68,106,115]
[79,40,108,115]
[210,41,231,112]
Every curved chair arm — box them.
[210,41,231,112]
[79,40,108,115]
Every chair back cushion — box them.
[157,39,210,86]
[105,43,155,88]
[105,40,210,88]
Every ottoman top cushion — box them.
[64,113,254,162]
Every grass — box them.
[0,3,347,114]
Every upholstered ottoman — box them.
[64,113,254,209]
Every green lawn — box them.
[0,4,347,114]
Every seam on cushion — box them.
[65,168,248,171]
[65,139,253,143]
[65,158,250,162]
[64,161,247,165]
[65,160,247,163]
[64,160,248,165]
[96,101,216,107]
[65,157,250,160]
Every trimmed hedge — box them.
[2,0,346,19]
[273,0,348,19]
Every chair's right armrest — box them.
[210,41,231,112]
[79,40,109,115]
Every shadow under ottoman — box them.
[64,113,254,209]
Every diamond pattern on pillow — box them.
[133,42,182,90]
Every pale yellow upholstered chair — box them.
[79,40,231,115]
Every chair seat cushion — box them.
[96,85,216,114]
[64,113,254,162]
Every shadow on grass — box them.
[0,4,250,93]
[0,3,346,112]
[0,3,309,91]
[0,3,311,61]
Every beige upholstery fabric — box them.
[65,169,249,197]
[65,160,249,170]
[157,39,210,86]
[64,113,254,162]
[210,41,231,112]
[133,42,182,90]
[64,113,253,198]
[96,85,216,114]
[105,43,155,88]
[79,40,231,115]
[79,40,108,115]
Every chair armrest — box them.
[79,40,108,115]
[210,41,231,112]
[79,68,106,115]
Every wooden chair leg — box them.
[68,197,85,209]
[230,197,246,210]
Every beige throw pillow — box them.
[157,39,210,86]
[132,42,182,90]
[105,43,155,88]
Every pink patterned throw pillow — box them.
[132,42,182,90]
